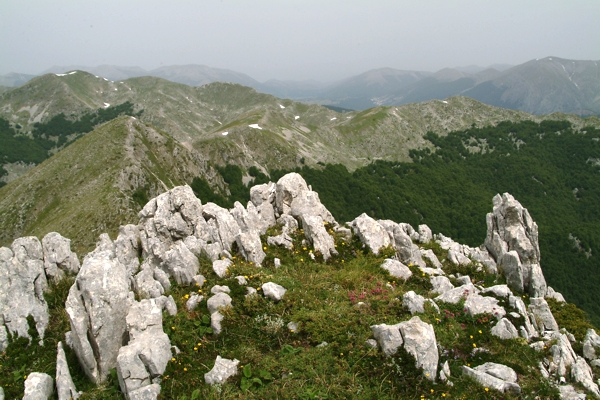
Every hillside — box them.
[3,71,600,179]
[0,116,216,254]
[0,173,598,399]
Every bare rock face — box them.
[65,235,131,383]
[161,240,199,285]
[571,356,600,397]
[380,259,412,280]
[235,231,266,266]
[350,214,390,255]
[583,329,600,361]
[0,238,49,345]
[290,190,336,224]
[461,363,521,394]
[56,341,80,400]
[202,203,240,254]
[378,220,425,267]
[485,193,547,297]
[300,215,337,260]
[113,225,141,278]
[528,297,559,332]
[23,372,54,400]
[117,298,171,399]
[204,356,239,385]
[397,316,439,381]
[41,232,80,281]
[275,173,309,215]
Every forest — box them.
[192,120,600,326]
[0,101,141,186]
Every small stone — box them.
[365,339,378,349]
[262,282,287,301]
[212,259,232,278]
[274,258,281,268]
[204,356,239,385]
[287,322,298,332]
[380,259,412,280]
[211,312,224,335]
[23,372,54,400]
[316,341,328,348]
[186,293,203,311]
[235,276,247,285]
[210,285,231,294]
[207,293,232,315]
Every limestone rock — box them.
[161,240,199,285]
[370,324,403,356]
[558,385,587,400]
[455,276,471,286]
[439,361,451,382]
[186,293,203,311]
[275,173,309,215]
[528,297,559,332]
[128,383,161,400]
[435,283,479,304]
[430,276,454,295]
[461,364,521,394]
[475,362,518,383]
[448,249,470,266]
[56,342,80,400]
[262,282,287,301]
[420,249,443,269]
[402,291,426,315]
[114,225,141,277]
[117,298,171,399]
[134,264,164,299]
[380,259,412,280]
[202,203,241,254]
[549,333,578,378]
[65,237,130,383]
[41,232,80,281]
[484,193,547,297]
[250,182,275,207]
[378,220,425,266]
[267,234,294,250]
[546,286,566,302]
[350,214,390,255]
[571,356,600,397]
[482,284,513,298]
[464,294,506,319]
[204,356,239,385]
[212,258,232,278]
[235,231,266,265]
[418,224,433,243]
[583,329,600,361]
[300,215,337,260]
[0,239,49,344]
[23,372,53,400]
[207,293,232,315]
[156,295,177,316]
[290,190,336,224]
[211,311,224,335]
[210,285,230,294]
[491,318,519,339]
[397,316,439,381]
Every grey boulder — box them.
[380,259,412,280]
[262,282,287,301]
[117,298,172,399]
[65,237,130,383]
[41,232,80,281]
[300,215,337,260]
[56,341,80,400]
[23,372,54,400]
[204,356,240,385]
[207,293,232,315]
[462,362,521,394]
[350,214,390,255]
[491,318,519,340]
[583,329,600,361]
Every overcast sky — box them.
[1,0,599,82]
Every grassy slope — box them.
[3,222,597,399]
[0,116,211,254]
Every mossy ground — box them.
[4,224,594,399]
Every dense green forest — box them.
[0,102,141,186]
[196,120,600,326]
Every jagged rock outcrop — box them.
[56,341,80,400]
[275,173,309,215]
[0,237,49,345]
[583,329,600,361]
[65,235,131,383]
[528,297,559,332]
[114,225,141,278]
[571,356,600,397]
[371,316,438,380]
[546,286,566,302]
[491,318,519,339]
[350,214,390,255]
[41,232,80,281]
[462,363,521,394]
[380,259,412,280]
[117,298,171,399]
[23,372,54,400]
[485,193,547,297]
[378,220,425,267]
[300,215,337,260]
[402,291,427,315]
[204,356,239,385]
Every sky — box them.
[1,0,599,82]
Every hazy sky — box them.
[1,0,599,82]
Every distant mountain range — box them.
[2,56,599,115]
